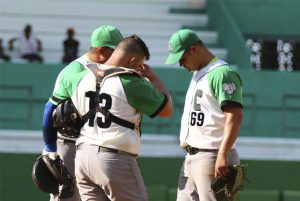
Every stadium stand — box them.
[0,0,228,66]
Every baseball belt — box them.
[77,143,137,157]
[185,145,219,155]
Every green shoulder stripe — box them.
[207,65,243,107]
[52,61,87,104]
[61,61,85,75]
[119,74,166,117]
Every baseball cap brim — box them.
[165,50,185,65]
[106,44,118,49]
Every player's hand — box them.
[137,64,156,81]
[215,152,228,180]
[42,149,57,160]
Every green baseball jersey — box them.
[49,55,93,141]
[50,55,93,104]
[61,64,166,155]
[180,58,243,149]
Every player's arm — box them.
[42,100,58,152]
[42,74,67,153]
[208,66,243,178]
[215,105,243,178]
[42,63,86,155]
[138,64,173,117]
[42,70,69,153]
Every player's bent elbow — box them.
[158,102,173,117]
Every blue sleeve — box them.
[42,101,58,152]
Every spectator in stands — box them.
[9,24,43,62]
[0,39,11,62]
[62,28,79,63]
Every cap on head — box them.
[165,29,200,65]
[90,25,123,49]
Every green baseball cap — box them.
[90,25,123,49]
[165,29,200,65]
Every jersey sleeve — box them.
[42,101,58,152]
[50,61,86,105]
[119,74,167,118]
[208,66,243,109]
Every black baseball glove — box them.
[211,164,248,201]
[32,154,74,199]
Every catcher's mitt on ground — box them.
[32,154,74,199]
[211,164,248,201]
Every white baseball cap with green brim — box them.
[90,25,123,49]
[165,29,200,65]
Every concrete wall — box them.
[224,0,300,37]
[1,153,300,201]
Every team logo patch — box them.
[223,82,236,95]
[96,70,105,77]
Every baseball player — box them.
[67,35,173,201]
[42,25,123,201]
[165,29,243,201]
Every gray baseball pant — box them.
[75,143,148,201]
[50,138,81,201]
[177,149,240,201]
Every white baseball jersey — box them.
[50,55,93,141]
[180,58,243,149]
[52,55,93,102]
[58,64,167,155]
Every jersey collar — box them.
[193,57,227,80]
